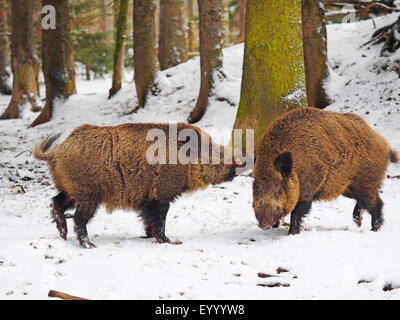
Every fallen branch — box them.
[360,2,400,19]
[48,290,88,300]
[363,16,400,55]
[325,10,360,20]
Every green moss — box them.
[235,0,306,147]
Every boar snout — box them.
[255,209,278,230]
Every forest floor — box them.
[1,15,400,300]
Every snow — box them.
[1,15,400,300]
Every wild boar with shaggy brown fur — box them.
[253,107,398,235]
[34,123,243,248]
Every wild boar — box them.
[34,123,244,248]
[252,107,398,235]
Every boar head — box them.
[252,152,299,230]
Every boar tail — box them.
[33,134,61,161]
[390,150,399,163]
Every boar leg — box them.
[141,201,171,243]
[343,190,364,228]
[367,196,384,232]
[73,201,99,249]
[52,192,74,240]
[288,201,312,235]
[272,220,280,228]
[351,188,384,231]
[352,202,363,227]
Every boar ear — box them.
[274,152,292,178]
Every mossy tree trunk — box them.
[134,0,158,107]
[31,0,76,127]
[188,0,224,124]
[234,0,307,148]
[109,0,129,98]
[0,0,11,95]
[302,0,330,108]
[158,0,187,70]
[0,0,40,120]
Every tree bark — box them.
[187,0,196,53]
[113,0,120,28]
[109,0,129,98]
[234,0,307,148]
[302,0,330,108]
[31,0,76,127]
[0,0,11,95]
[188,0,224,124]
[134,0,158,107]
[100,0,107,32]
[0,0,40,120]
[158,0,187,70]
[236,0,246,44]
[222,0,230,46]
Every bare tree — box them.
[0,0,11,95]
[31,0,76,127]
[189,0,224,123]
[302,0,330,108]
[236,0,246,44]
[134,0,158,107]
[187,0,196,53]
[158,0,187,70]
[109,0,129,98]
[0,0,40,120]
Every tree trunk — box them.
[302,0,330,108]
[31,0,76,127]
[109,0,129,98]
[100,0,107,32]
[134,0,158,107]
[0,0,11,95]
[0,0,40,120]
[236,0,246,44]
[158,0,187,70]
[113,0,119,28]
[85,62,90,81]
[222,0,230,47]
[234,0,307,148]
[187,0,196,53]
[188,0,224,124]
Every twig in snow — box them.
[48,290,88,300]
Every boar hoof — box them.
[52,214,68,240]
[56,225,68,240]
[155,235,171,244]
[58,229,68,241]
[79,240,96,249]
[371,220,383,232]
[288,226,301,235]
[353,216,362,228]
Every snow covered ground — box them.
[1,16,400,300]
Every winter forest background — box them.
[0,0,400,300]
